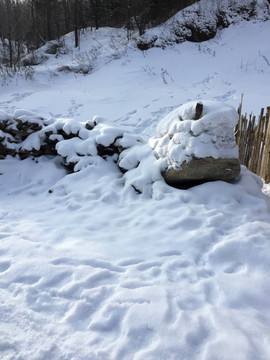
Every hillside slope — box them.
[137,0,270,49]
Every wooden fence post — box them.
[236,105,270,183]
[261,107,270,183]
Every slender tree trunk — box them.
[46,0,52,40]
[8,33,13,68]
[62,0,70,33]
[5,0,13,68]
[74,0,79,47]
[127,0,131,40]
[91,0,99,30]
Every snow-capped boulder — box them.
[150,100,240,187]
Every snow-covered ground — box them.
[0,13,270,360]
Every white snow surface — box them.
[1,9,270,360]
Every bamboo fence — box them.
[235,100,270,183]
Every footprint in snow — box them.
[13,275,41,285]
[136,261,162,271]
[185,316,213,351]
[165,258,213,285]
[63,286,112,330]
[223,262,245,274]
[59,269,118,298]
[89,303,128,334]
[41,270,73,288]
[51,257,78,266]
[121,280,151,289]
[203,281,219,305]
[177,295,204,311]
[157,250,182,257]
[114,325,156,359]
[128,109,137,115]
[51,256,124,272]
[118,258,144,267]
[0,261,11,273]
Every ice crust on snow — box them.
[151,100,239,169]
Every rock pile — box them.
[0,100,241,193]
[0,110,141,172]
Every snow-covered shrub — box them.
[0,63,15,82]
[70,47,101,74]
[20,52,48,67]
[108,35,129,59]
[43,40,67,55]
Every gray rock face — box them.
[163,157,241,187]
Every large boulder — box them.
[150,100,241,188]
[163,157,240,187]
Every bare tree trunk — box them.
[46,0,52,40]
[8,34,13,68]
[90,0,100,30]
[74,0,79,48]
[5,0,13,68]
[127,0,131,40]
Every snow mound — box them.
[137,0,270,49]
[150,100,239,170]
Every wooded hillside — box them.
[0,0,198,67]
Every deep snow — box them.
[0,12,270,360]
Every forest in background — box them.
[0,0,198,69]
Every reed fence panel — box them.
[236,105,270,183]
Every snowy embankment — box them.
[1,3,270,360]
